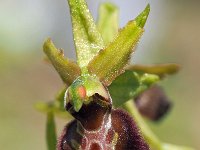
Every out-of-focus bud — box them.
[135,85,172,121]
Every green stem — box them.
[123,100,195,150]
[46,112,57,150]
[123,100,162,150]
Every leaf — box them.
[68,0,104,71]
[46,112,57,150]
[108,70,159,107]
[88,4,150,86]
[97,2,119,45]
[43,38,81,85]
[126,63,180,78]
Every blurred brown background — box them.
[0,0,199,149]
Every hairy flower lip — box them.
[65,93,112,131]
[57,108,150,150]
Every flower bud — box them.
[135,85,172,121]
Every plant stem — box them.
[123,100,162,150]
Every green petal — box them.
[73,98,83,112]
[97,2,119,45]
[46,112,57,150]
[43,38,81,85]
[108,70,159,107]
[67,0,104,72]
[88,4,150,86]
[126,63,180,78]
[67,78,84,112]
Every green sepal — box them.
[126,63,180,78]
[135,4,150,28]
[67,0,104,71]
[97,2,119,45]
[88,4,150,86]
[43,38,81,85]
[108,70,159,107]
[46,112,57,150]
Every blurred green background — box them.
[0,0,199,149]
